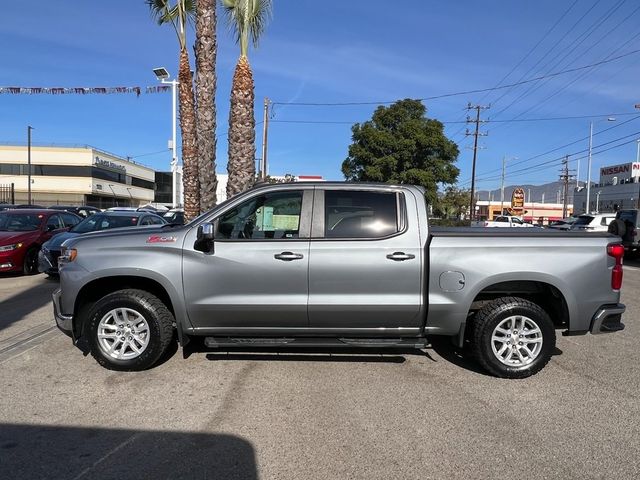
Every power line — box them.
[269,111,640,126]
[270,48,640,107]
[459,114,640,183]
[483,0,601,109]
[466,104,490,221]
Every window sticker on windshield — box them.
[147,235,177,243]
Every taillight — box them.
[607,244,624,290]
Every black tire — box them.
[471,297,556,379]
[22,247,40,275]
[608,219,625,237]
[86,289,175,371]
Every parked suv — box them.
[0,209,80,274]
[570,213,617,232]
[615,209,639,256]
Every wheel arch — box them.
[73,275,185,344]
[468,276,572,330]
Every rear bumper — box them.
[590,304,625,334]
[52,288,73,337]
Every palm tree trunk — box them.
[195,0,218,212]
[178,48,200,221]
[226,55,256,198]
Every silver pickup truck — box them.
[52,182,626,378]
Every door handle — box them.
[274,251,304,261]
[386,252,415,261]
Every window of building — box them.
[324,190,399,239]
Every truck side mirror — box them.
[195,222,215,253]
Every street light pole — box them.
[153,67,179,208]
[27,126,33,205]
[586,117,616,214]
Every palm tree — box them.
[221,0,273,197]
[195,0,218,211]
[146,0,200,220]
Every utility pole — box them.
[559,155,575,218]
[466,104,490,221]
[260,97,270,181]
[27,126,33,205]
[500,156,506,215]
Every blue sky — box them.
[1,0,639,194]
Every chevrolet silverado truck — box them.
[52,182,626,378]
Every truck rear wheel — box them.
[86,289,175,371]
[471,297,555,379]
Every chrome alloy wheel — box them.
[97,308,150,360]
[491,315,543,367]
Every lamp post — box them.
[27,126,34,205]
[586,117,616,214]
[153,67,178,208]
[500,155,518,215]
[596,191,602,213]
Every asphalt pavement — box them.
[1,261,639,480]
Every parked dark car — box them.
[48,205,101,218]
[163,208,184,225]
[38,211,167,275]
[0,204,46,210]
[0,209,81,275]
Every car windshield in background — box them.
[0,213,43,231]
[574,216,594,226]
[71,214,139,233]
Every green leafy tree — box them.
[342,99,460,205]
[436,186,471,219]
[221,0,273,198]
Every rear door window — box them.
[574,215,594,226]
[324,190,399,239]
[61,213,80,228]
[46,214,64,231]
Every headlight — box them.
[0,243,23,252]
[58,247,78,265]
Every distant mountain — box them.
[477,181,581,204]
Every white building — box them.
[0,144,156,208]
[573,161,640,214]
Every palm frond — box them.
[220,0,272,55]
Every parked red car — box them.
[0,209,81,275]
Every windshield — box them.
[0,213,43,232]
[72,214,139,233]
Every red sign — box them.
[511,187,525,210]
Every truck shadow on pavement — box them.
[0,275,59,333]
[429,336,564,377]
[0,423,258,480]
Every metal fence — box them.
[0,183,15,204]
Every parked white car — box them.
[570,213,616,232]
[472,216,536,228]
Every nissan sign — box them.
[599,162,640,184]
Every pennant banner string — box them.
[0,86,171,96]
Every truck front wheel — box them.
[471,297,556,379]
[86,289,175,371]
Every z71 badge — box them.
[146,235,177,244]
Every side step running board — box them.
[204,337,428,349]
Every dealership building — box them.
[0,144,156,208]
[573,161,640,214]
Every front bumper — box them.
[590,304,625,334]
[52,288,73,337]
[38,248,59,274]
